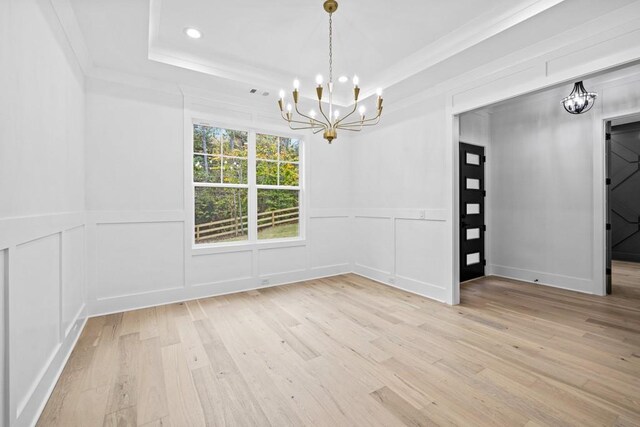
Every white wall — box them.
[349,98,451,302]
[0,1,87,426]
[484,70,640,294]
[84,79,353,315]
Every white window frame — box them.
[188,117,305,251]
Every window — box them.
[256,134,300,240]
[192,124,302,245]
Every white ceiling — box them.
[146,0,560,103]
[151,0,515,85]
[66,0,639,106]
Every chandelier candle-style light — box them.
[278,0,384,143]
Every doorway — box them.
[459,142,486,282]
[606,117,640,295]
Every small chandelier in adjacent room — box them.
[277,0,384,143]
[561,81,597,114]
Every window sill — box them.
[191,237,306,256]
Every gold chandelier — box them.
[277,0,384,143]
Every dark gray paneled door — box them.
[606,121,612,294]
[459,142,485,282]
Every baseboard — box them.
[489,264,598,295]
[16,307,87,427]
[353,264,448,303]
[88,264,351,317]
[612,252,640,263]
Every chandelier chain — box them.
[329,12,333,83]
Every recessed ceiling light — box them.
[338,76,348,83]
[184,28,202,39]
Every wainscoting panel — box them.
[395,219,448,287]
[308,216,350,270]
[190,250,253,286]
[353,216,394,275]
[258,245,307,276]
[95,221,184,300]
[11,234,61,420]
[0,211,87,427]
[395,219,448,301]
[61,226,85,337]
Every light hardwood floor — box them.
[38,262,640,426]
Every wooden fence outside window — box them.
[195,206,299,243]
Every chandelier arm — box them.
[341,119,382,129]
[337,111,381,127]
[335,127,364,132]
[334,99,359,127]
[338,114,382,128]
[317,99,332,126]
[287,123,326,131]
[280,111,326,129]
[313,127,326,134]
[294,103,329,128]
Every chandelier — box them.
[277,0,384,143]
[562,81,597,114]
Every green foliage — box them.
[193,155,221,183]
[255,133,299,186]
[222,159,247,184]
[256,161,277,185]
[279,163,299,186]
[256,133,300,162]
[194,125,247,156]
[257,133,279,160]
[194,187,248,226]
[258,189,298,213]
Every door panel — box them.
[605,121,612,294]
[460,142,485,282]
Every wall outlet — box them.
[419,210,426,219]
[388,277,395,284]
[261,278,270,286]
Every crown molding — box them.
[361,0,569,101]
[381,2,640,117]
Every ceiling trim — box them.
[147,0,352,105]
[147,0,353,107]
[147,0,568,105]
[364,0,568,100]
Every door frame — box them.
[449,91,640,305]
[602,111,640,295]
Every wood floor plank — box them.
[136,337,169,425]
[370,386,439,427]
[161,343,206,427]
[103,406,136,427]
[38,261,640,426]
[105,333,140,414]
